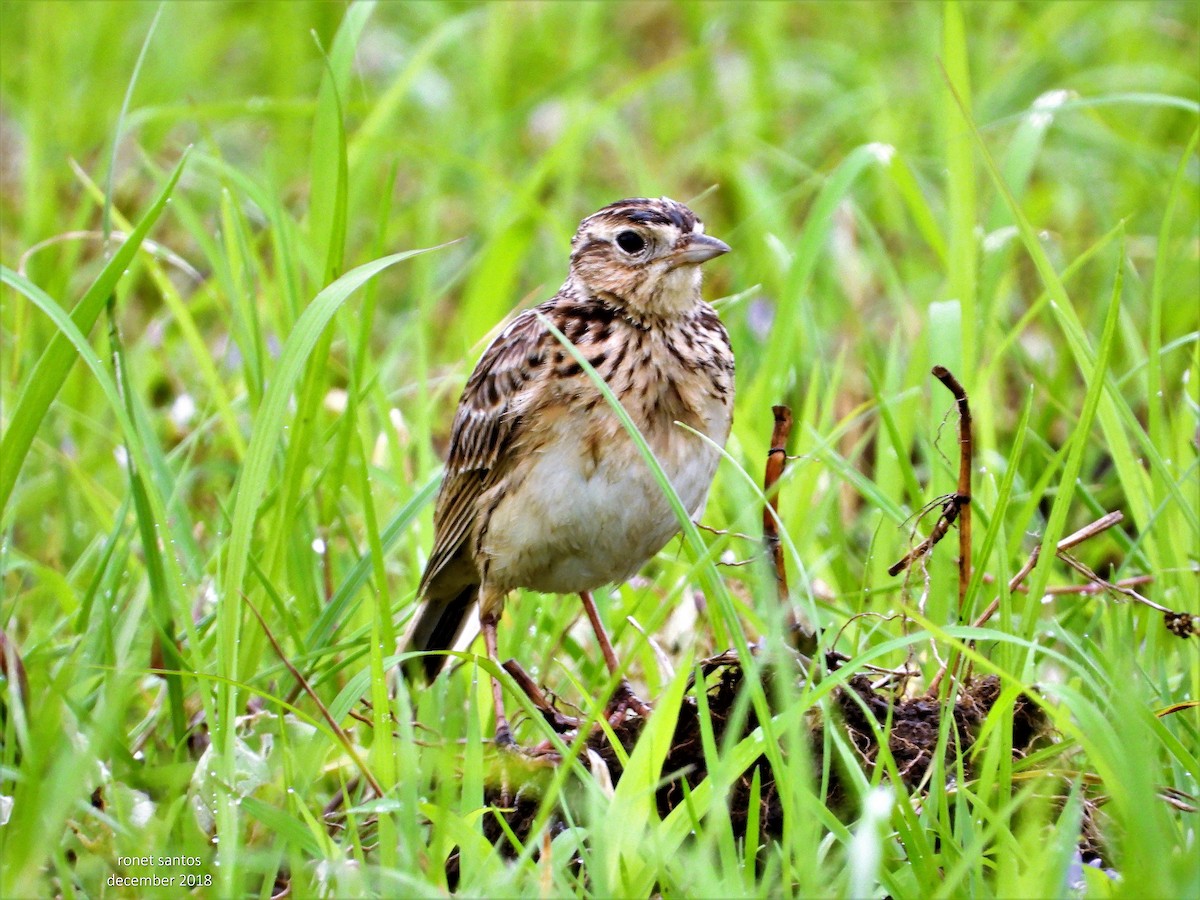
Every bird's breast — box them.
[478,383,730,595]
[473,306,733,595]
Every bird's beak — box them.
[672,233,731,265]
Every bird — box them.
[404,197,735,750]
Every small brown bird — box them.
[405,197,734,748]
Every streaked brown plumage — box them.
[405,197,734,747]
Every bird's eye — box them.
[615,230,646,254]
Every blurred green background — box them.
[1,1,1197,897]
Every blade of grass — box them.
[306,471,440,649]
[3,265,190,742]
[748,143,893,412]
[308,0,370,278]
[1146,127,1199,567]
[607,654,691,894]
[538,312,812,882]
[261,2,360,618]
[963,386,1034,616]
[215,244,450,882]
[1023,236,1125,637]
[358,424,399,868]
[69,159,248,459]
[63,159,208,578]
[945,62,1197,542]
[0,149,190,513]
[257,6,365,684]
[221,246,451,673]
[101,2,163,243]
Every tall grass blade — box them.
[0,150,190,513]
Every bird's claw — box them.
[606,680,653,726]
[493,730,561,766]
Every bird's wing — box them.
[419,306,552,593]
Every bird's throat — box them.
[599,264,704,322]
[653,264,705,316]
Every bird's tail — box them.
[402,583,478,683]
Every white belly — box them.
[480,405,728,594]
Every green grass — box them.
[1,1,1198,896]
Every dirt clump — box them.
[460,652,1048,875]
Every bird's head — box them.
[567,197,730,318]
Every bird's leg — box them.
[480,608,518,809]
[482,607,561,768]
[579,590,652,722]
[480,610,516,749]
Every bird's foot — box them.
[522,738,563,764]
[606,679,652,727]
[493,728,561,766]
[493,723,517,750]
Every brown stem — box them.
[1056,551,1172,614]
[888,495,964,578]
[243,593,384,798]
[888,367,972,597]
[763,405,793,602]
[887,368,973,695]
[0,629,28,709]
[1043,575,1154,595]
[931,366,973,611]
[763,405,815,654]
[928,510,1132,693]
[970,511,1127,630]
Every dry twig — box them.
[888,366,972,601]
[763,404,792,602]
[970,511,1127,630]
[242,593,384,798]
[762,405,819,654]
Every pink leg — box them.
[481,611,515,747]
[579,591,652,719]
